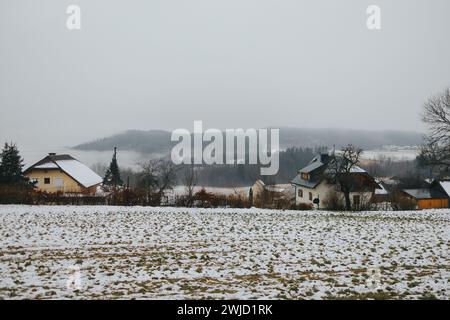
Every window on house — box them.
[298,189,303,198]
[309,192,313,201]
[44,178,50,184]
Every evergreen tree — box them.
[103,147,123,188]
[0,143,28,185]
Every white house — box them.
[291,153,380,209]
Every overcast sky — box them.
[1,0,450,150]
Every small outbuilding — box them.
[401,187,449,210]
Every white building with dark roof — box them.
[291,153,380,209]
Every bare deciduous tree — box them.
[326,144,363,211]
[137,158,179,205]
[137,161,159,204]
[154,159,178,203]
[419,88,450,174]
[183,165,197,207]
[422,88,450,145]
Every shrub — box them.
[0,185,34,204]
[295,203,314,210]
[322,191,346,211]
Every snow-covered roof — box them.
[299,153,366,175]
[375,181,388,195]
[437,181,450,197]
[299,154,330,173]
[265,184,291,193]
[34,162,59,169]
[349,166,366,173]
[300,160,324,174]
[402,188,447,200]
[292,154,379,190]
[55,159,102,188]
[25,154,102,188]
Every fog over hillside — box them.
[73,127,423,155]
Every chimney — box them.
[48,153,56,156]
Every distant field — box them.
[0,206,448,299]
[171,185,251,197]
[361,148,419,161]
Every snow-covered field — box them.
[362,146,419,161]
[0,205,448,300]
